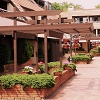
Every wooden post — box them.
[35,35,38,72]
[86,40,88,53]
[59,15,61,24]
[70,33,72,63]
[13,7,17,73]
[44,30,48,73]
[13,31,17,73]
[59,38,62,68]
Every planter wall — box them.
[4,59,32,73]
[74,61,88,64]
[0,70,75,99]
[94,53,100,56]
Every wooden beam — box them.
[16,32,36,39]
[18,30,44,34]
[61,19,73,23]
[0,23,93,32]
[0,10,62,17]
[49,30,63,38]
[25,18,73,25]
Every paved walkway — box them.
[48,57,100,100]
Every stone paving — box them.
[48,57,100,100]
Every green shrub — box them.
[0,44,11,72]
[90,49,98,54]
[17,39,33,64]
[0,73,55,89]
[78,53,86,56]
[68,54,90,63]
[67,63,77,71]
[51,68,63,75]
[48,61,60,69]
[0,45,11,65]
[97,46,100,53]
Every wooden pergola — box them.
[0,10,94,73]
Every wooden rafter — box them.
[0,23,93,33]
[0,10,62,17]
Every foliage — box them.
[95,4,100,8]
[51,2,83,11]
[68,54,90,63]
[51,68,63,76]
[51,2,61,10]
[74,4,83,10]
[62,61,69,69]
[17,39,33,64]
[67,63,77,71]
[38,61,61,73]
[97,46,100,53]
[0,73,55,89]
[38,62,45,73]
[0,44,11,65]
[48,61,60,69]
[90,49,98,54]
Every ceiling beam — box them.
[0,23,93,33]
[0,10,62,17]
[49,30,63,38]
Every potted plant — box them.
[22,66,33,74]
[62,61,70,70]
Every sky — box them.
[48,0,100,9]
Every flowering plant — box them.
[63,44,69,49]
[22,66,33,74]
[72,43,80,48]
[38,62,45,73]
[62,61,69,69]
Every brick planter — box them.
[94,53,100,56]
[0,70,75,99]
[74,61,89,64]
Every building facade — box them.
[61,9,100,52]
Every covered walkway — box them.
[48,56,100,100]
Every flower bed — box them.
[0,70,75,99]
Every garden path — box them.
[48,56,100,100]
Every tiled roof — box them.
[11,0,44,11]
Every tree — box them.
[51,2,61,10]
[51,2,83,11]
[74,4,83,10]
[95,4,100,8]
[17,39,33,64]
[61,2,69,11]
